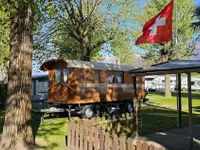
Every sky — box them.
[194,0,200,4]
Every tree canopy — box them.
[33,0,137,65]
[193,5,200,33]
[0,3,10,69]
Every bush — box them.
[0,84,7,107]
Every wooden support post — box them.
[187,73,193,150]
[133,76,138,137]
[33,80,36,96]
[68,105,72,120]
[177,73,182,127]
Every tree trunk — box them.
[80,37,91,61]
[165,74,172,97]
[0,2,34,150]
[162,48,172,97]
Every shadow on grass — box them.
[193,106,200,113]
[0,110,46,149]
[140,106,200,136]
[33,115,68,150]
[148,91,200,100]
[0,110,67,150]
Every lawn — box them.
[147,91,200,114]
[32,114,68,150]
[0,111,68,150]
[140,106,200,135]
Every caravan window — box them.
[64,68,74,83]
[55,69,61,83]
[36,80,48,94]
[109,74,115,83]
[55,68,74,83]
[63,68,69,82]
[116,72,123,83]
[108,72,123,83]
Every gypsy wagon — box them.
[40,58,145,118]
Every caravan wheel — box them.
[182,87,186,91]
[126,102,134,113]
[82,106,94,119]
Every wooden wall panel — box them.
[68,69,78,100]
[77,68,96,84]
[124,72,132,84]
[48,70,56,101]
[100,70,109,83]
[136,76,145,99]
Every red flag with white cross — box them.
[136,0,174,45]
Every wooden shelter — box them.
[129,59,200,150]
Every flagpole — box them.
[175,0,178,59]
[175,0,179,129]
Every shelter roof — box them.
[129,60,200,76]
[32,72,48,79]
[41,58,134,72]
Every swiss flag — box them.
[136,0,174,45]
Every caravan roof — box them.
[41,58,135,72]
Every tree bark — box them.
[162,47,172,97]
[165,74,172,97]
[0,2,34,150]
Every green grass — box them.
[147,91,200,114]
[33,115,68,150]
[140,106,200,135]
[0,111,68,150]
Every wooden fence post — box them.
[79,120,84,150]
[149,144,154,150]
[142,142,148,150]
[94,127,100,150]
[67,121,71,148]
[71,121,75,149]
[105,132,110,150]
[88,121,93,150]
[113,134,118,150]
[136,140,142,150]
[75,122,79,150]
[100,130,104,150]
[84,120,88,150]
[119,135,126,150]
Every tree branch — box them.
[92,36,113,50]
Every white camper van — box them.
[145,76,157,91]
[151,75,200,92]
[151,76,177,92]
[181,77,200,91]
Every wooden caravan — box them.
[41,58,144,118]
